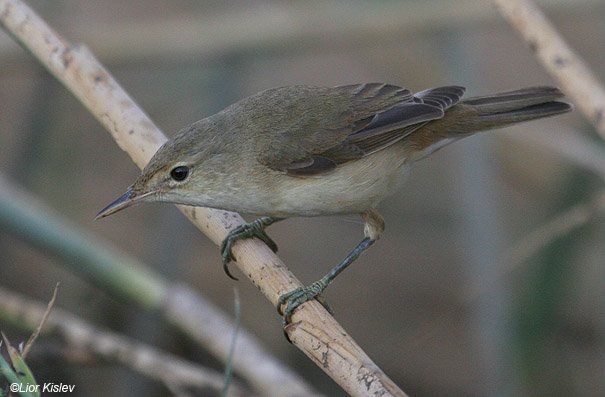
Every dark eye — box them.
[170,166,189,181]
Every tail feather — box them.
[404,86,572,161]
[463,86,565,112]
[458,86,572,132]
[476,100,572,124]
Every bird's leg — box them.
[220,216,282,280]
[278,208,385,326]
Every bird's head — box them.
[95,120,229,219]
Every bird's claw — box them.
[278,280,333,328]
[220,220,278,280]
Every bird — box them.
[96,83,572,325]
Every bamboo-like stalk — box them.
[0,175,167,309]
[1,0,596,64]
[494,0,605,140]
[0,287,248,397]
[0,174,317,397]
[0,0,406,395]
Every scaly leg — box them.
[278,208,385,326]
[220,216,282,279]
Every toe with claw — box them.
[278,279,334,327]
[219,217,280,280]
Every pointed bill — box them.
[95,188,157,219]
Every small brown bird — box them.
[96,83,571,324]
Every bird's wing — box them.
[345,85,466,156]
[258,84,465,176]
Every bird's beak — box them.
[95,188,157,220]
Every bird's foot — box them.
[220,217,278,280]
[278,279,334,327]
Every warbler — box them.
[96,83,571,324]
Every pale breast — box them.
[262,145,411,217]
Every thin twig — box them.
[460,191,605,302]
[21,283,59,359]
[494,0,605,140]
[410,192,605,353]
[0,287,248,397]
[505,127,605,180]
[504,191,605,274]
[0,1,404,395]
[222,287,241,397]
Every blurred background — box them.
[0,0,603,396]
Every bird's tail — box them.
[458,86,572,131]
[406,86,572,161]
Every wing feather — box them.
[257,84,466,176]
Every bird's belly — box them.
[264,154,410,217]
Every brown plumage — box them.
[96,83,572,324]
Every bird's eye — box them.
[170,166,189,181]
